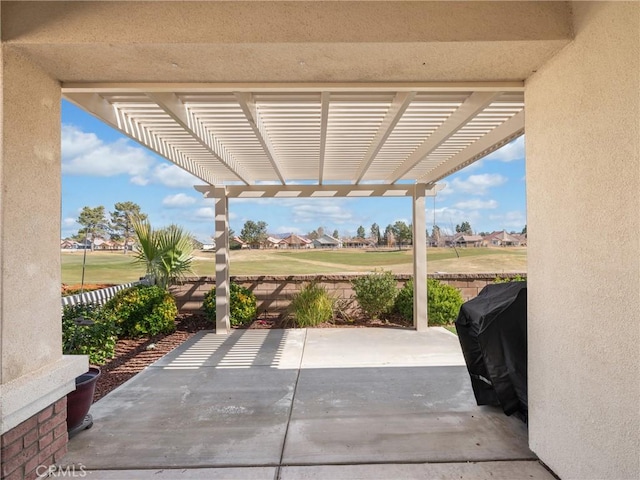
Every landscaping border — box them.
[172,273,526,314]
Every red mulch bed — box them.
[93,311,411,402]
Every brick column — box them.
[1,398,68,480]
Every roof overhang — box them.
[63,83,524,188]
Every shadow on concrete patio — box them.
[63,328,555,480]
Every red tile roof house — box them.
[279,234,313,249]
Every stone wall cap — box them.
[177,272,526,283]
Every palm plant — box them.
[132,219,194,290]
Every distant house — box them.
[265,236,283,249]
[451,233,483,247]
[201,243,215,251]
[92,238,122,250]
[342,237,375,248]
[60,239,78,250]
[511,233,527,246]
[483,230,522,247]
[312,234,342,249]
[230,236,249,249]
[280,234,312,249]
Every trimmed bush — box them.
[494,274,526,283]
[103,284,177,337]
[203,282,257,327]
[62,303,118,365]
[394,279,464,326]
[351,270,398,319]
[287,282,335,327]
[394,280,414,322]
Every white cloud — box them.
[162,193,197,208]
[434,181,454,196]
[451,173,507,195]
[484,136,525,163]
[232,197,354,225]
[193,207,215,220]
[292,200,354,224]
[488,210,527,229]
[62,125,205,189]
[148,164,203,189]
[62,125,155,178]
[192,207,237,221]
[453,199,499,210]
[427,206,484,230]
[62,217,77,227]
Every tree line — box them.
[233,219,526,249]
[69,202,147,253]
[69,202,203,253]
[233,219,416,249]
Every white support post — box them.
[214,187,231,334]
[413,184,428,331]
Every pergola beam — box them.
[421,110,525,183]
[65,92,216,185]
[387,91,501,183]
[63,82,524,94]
[355,91,416,184]
[148,93,253,185]
[234,92,287,184]
[318,92,330,184]
[195,183,443,199]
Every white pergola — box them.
[64,83,524,333]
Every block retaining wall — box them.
[0,397,67,480]
[171,273,526,314]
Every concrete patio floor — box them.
[63,328,555,479]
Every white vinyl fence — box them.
[61,278,152,307]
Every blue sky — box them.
[61,100,526,243]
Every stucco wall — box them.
[0,49,86,434]
[525,3,639,479]
[0,49,63,382]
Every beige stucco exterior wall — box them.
[1,48,62,381]
[0,47,86,432]
[525,3,639,479]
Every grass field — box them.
[62,247,527,285]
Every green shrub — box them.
[394,279,464,326]
[62,303,118,365]
[103,285,177,337]
[394,280,415,322]
[203,282,257,327]
[494,274,526,283]
[351,270,398,319]
[287,283,335,327]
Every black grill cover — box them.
[455,282,527,419]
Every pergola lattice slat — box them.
[63,84,524,186]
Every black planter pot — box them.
[67,367,100,436]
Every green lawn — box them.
[62,247,527,285]
[62,251,146,284]
[277,249,413,266]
